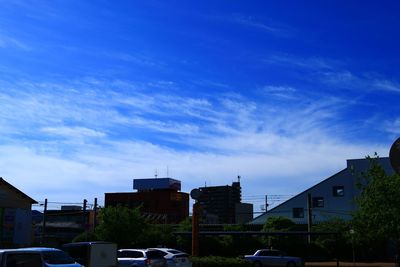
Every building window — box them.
[333,186,344,197]
[312,197,324,208]
[292,208,304,218]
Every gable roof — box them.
[0,177,37,204]
[251,168,348,223]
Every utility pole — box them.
[83,199,87,230]
[93,197,98,230]
[307,193,313,244]
[192,202,200,256]
[41,198,48,245]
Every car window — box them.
[258,251,268,256]
[6,253,42,267]
[269,251,280,256]
[62,245,89,266]
[166,250,182,255]
[146,251,164,259]
[157,251,168,257]
[118,251,144,258]
[42,250,75,264]
[258,250,280,256]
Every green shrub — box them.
[192,256,252,267]
[72,231,99,243]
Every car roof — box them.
[63,241,115,246]
[119,249,161,251]
[0,247,61,253]
[118,249,146,252]
[17,247,62,252]
[149,248,186,254]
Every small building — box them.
[105,178,189,224]
[250,157,394,225]
[33,205,96,247]
[0,177,37,247]
[196,179,253,224]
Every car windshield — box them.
[166,250,183,255]
[42,250,76,264]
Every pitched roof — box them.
[250,168,348,223]
[0,177,37,204]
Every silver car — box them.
[148,248,192,267]
[118,249,167,267]
[244,249,303,267]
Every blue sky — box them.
[0,1,399,211]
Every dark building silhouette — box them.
[105,178,189,224]
[197,179,253,224]
[34,206,96,247]
[0,178,37,247]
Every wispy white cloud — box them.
[321,71,400,94]
[41,126,106,138]
[265,54,335,70]
[264,54,400,95]
[373,79,400,93]
[384,118,400,135]
[0,33,31,50]
[0,77,391,207]
[262,85,297,99]
[101,51,166,68]
[229,14,293,38]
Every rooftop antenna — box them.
[154,169,158,178]
[237,175,241,183]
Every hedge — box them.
[192,256,252,267]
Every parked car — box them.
[62,241,118,267]
[244,249,303,267]
[0,247,83,267]
[117,249,167,267]
[148,248,192,267]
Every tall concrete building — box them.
[197,179,253,224]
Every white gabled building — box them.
[250,157,394,225]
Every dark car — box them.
[0,247,83,267]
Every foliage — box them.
[262,217,296,232]
[262,217,300,252]
[176,218,192,253]
[313,218,352,258]
[72,230,99,243]
[137,224,176,248]
[220,224,264,257]
[95,205,147,247]
[192,256,252,267]
[353,156,400,244]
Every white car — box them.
[148,248,192,267]
[118,249,167,267]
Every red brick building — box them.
[105,178,189,224]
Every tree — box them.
[95,205,147,247]
[353,156,400,245]
[313,218,351,258]
[137,224,176,248]
[263,217,296,232]
[262,217,298,252]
